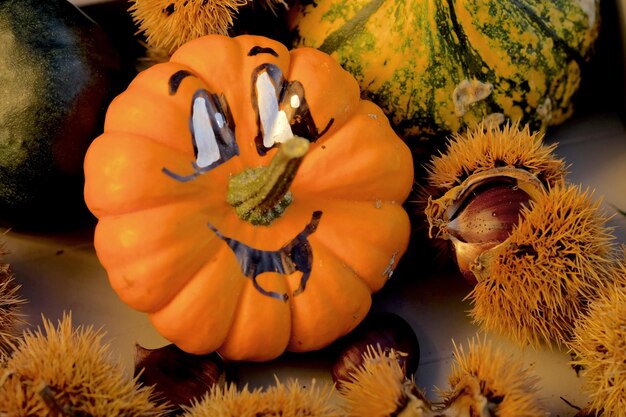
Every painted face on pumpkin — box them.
[161,46,329,301]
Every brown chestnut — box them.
[330,311,419,389]
[134,343,226,411]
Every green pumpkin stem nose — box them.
[227,136,310,225]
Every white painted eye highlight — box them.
[192,95,220,168]
[290,94,301,108]
[256,70,294,148]
[214,111,225,129]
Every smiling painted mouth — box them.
[207,210,323,301]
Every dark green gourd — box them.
[0,0,130,229]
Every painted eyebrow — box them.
[248,46,279,57]
[168,70,194,95]
[169,44,281,93]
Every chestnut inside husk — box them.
[426,167,547,284]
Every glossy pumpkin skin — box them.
[84,34,413,361]
[288,0,600,147]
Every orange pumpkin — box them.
[84,34,413,361]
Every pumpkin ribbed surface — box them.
[288,0,600,146]
[84,35,413,361]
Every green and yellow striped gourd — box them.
[288,0,600,149]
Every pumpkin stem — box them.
[227,136,309,225]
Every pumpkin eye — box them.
[191,93,221,168]
[190,89,238,169]
[252,64,334,156]
[163,89,238,182]
[254,65,294,150]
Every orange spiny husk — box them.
[0,248,25,359]
[441,336,547,417]
[181,383,264,417]
[468,184,617,348]
[423,122,617,348]
[569,248,626,417]
[424,122,567,193]
[0,313,167,416]
[337,345,430,417]
[418,122,567,272]
[130,0,286,55]
[182,378,339,417]
[261,378,341,417]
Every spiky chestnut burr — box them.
[129,0,287,55]
[337,345,430,417]
[260,378,340,417]
[0,246,25,359]
[467,184,616,348]
[424,122,567,283]
[181,379,340,417]
[337,338,546,417]
[441,337,546,417]
[181,383,264,417]
[568,249,626,417]
[0,313,168,416]
[424,123,566,194]
[424,123,616,347]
